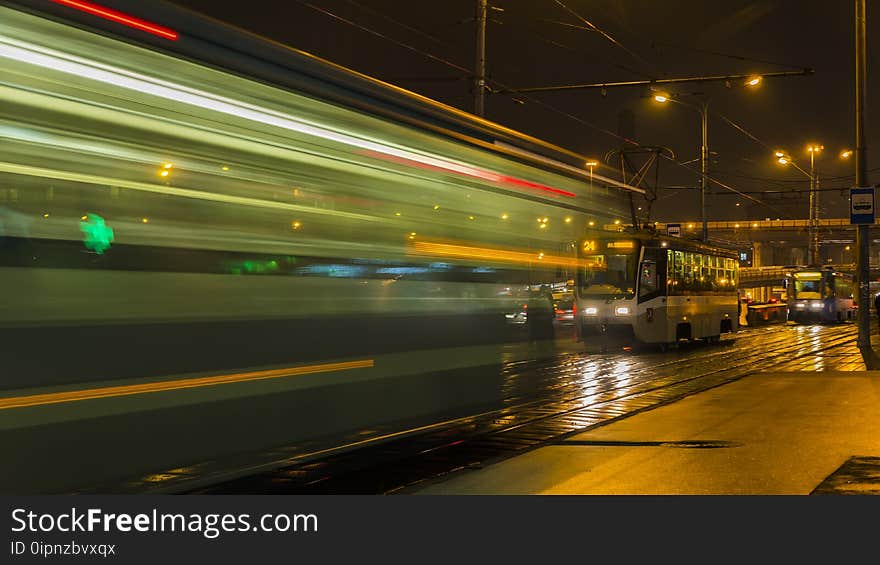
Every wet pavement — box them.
[158,322,870,495]
[414,370,880,494]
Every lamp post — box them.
[807,144,823,265]
[653,77,761,243]
[775,145,852,265]
[654,93,710,242]
[774,149,817,263]
[585,159,598,189]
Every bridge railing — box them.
[738,266,789,288]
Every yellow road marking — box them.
[0,359,374,411]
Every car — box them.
[501,288,529,325]
[553,297,575,324]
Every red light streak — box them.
[364,151,575,198]
[51,0,179,40]
[497,175,576,198]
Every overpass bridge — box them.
[605,218,880,268]
[738,266,791,288]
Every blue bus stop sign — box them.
[850,187,875,225]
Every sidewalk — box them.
[415,370,880,494]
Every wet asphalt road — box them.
[124,323,867,494]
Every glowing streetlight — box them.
[840,149,853,159]
[652,91,712,241]
[774,146,823,264]
[585,159,598,188]
[745,75,763,87]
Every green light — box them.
[79,213,114,254]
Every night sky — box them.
[169,0,880,224]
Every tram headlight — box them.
[615,306,631,316]
[810,301,823,309]
[584,307,598,316]
[795,303,805,309]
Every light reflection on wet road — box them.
[187,323,867,494]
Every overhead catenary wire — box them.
[296,1,473,75]
[549,0,658,76]
[344,0,446,46]
[651,41,810,71]
[496,9,649,79]
[294,1,787,214]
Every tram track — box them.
[187,324,860,494]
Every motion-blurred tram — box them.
[575,233,739,348]
[0,1,640,491]
[785,266,856,324]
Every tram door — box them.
[637,247,667,342]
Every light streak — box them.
[408,239,604,269]
[51,0,178,40]
[0,36,576,199]
[0,359,374,411]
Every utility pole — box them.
[809,150,817,264]
[473,0,487,117]
[700,100,709,243]
[854,0,873,364]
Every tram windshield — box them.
[791,272,822,299]
[578,240,638,298]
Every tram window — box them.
[579,253,636,297]
[639,260,657,297]
[667,250,682,294]
[822,284,833,300]
[793,276,821,299]
[685,262,696,287]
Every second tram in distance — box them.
[575,233,739,349]
[785,266,856,323]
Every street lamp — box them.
[654,92,710,242]
[774,145,849,265]
[806,144,823,266]
[652,80,761,243]
[585,159,598,189]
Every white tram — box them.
[575,233,739,348]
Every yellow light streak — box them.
[408,240,602,269]
[0,359,374,411]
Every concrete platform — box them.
[415,371,880,494]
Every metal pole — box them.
[814,173,820,263]
[809,151,816,264]
[855,0,873,363]
[700,101,709,242]
[473,0,487,117]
